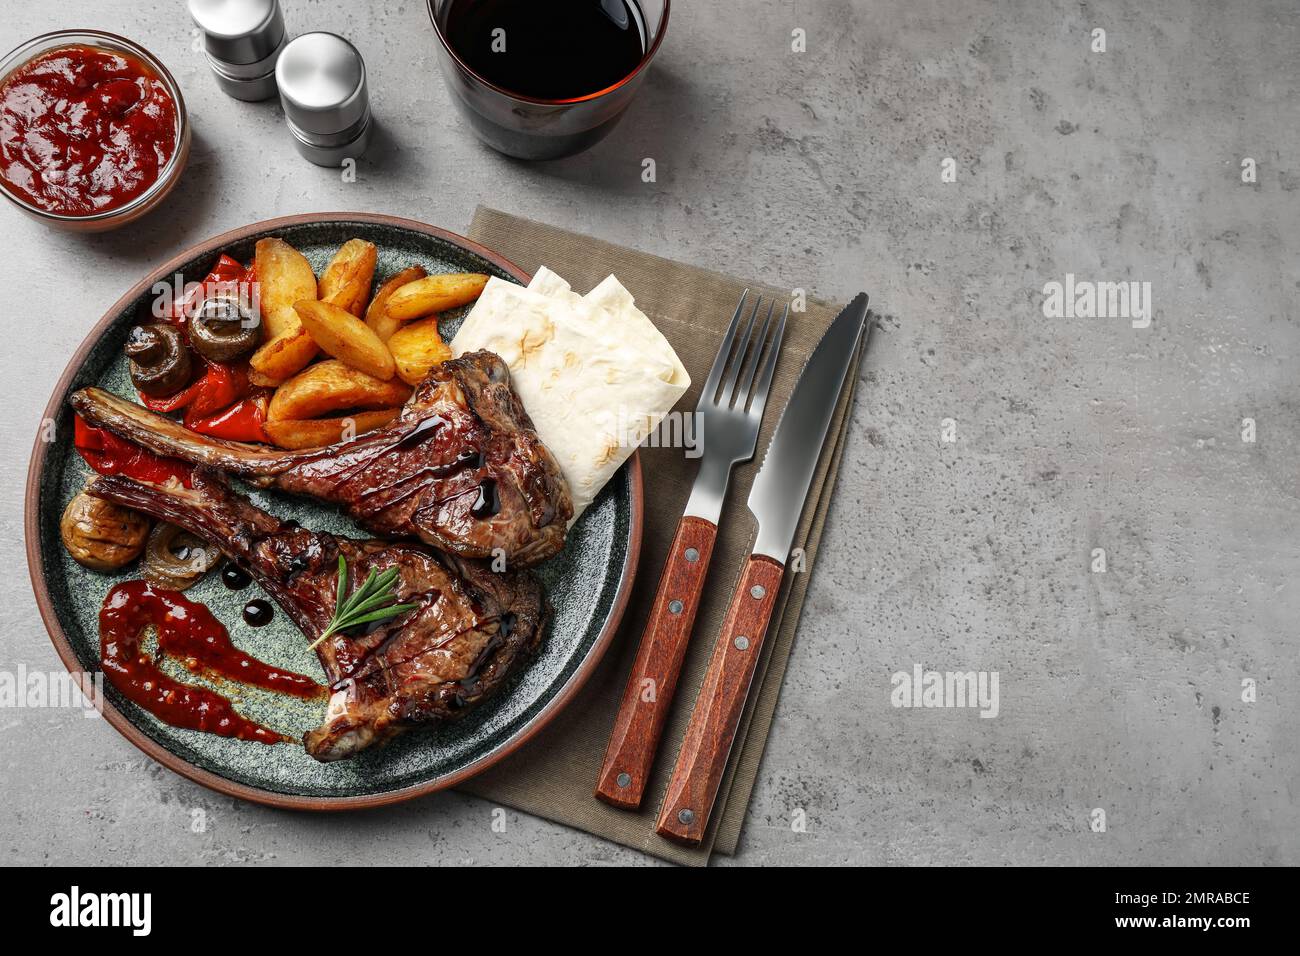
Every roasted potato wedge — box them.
[319,239,377,317]
[249,327,319,386]
[294,299,395,380]
[387,316,453,386]
[384,272,489,321]
[268,360,411,421]
[255,237,318,331]
[250,238,319,383]
[264,408,401,450]
[364,266,427,343]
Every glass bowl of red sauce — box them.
[0,31,190,232]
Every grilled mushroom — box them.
[126,324,192,397]
[189,294,259,362]
[60,492,149,571]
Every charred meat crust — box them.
[86,469,549,762]
[71,350,574,567]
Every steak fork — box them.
[595,290,787,809]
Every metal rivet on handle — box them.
[750,585,766,599]
[734,635,750,650]
[684,547,699,562]
[677,808,696,825]
[616,772,631,788]
[669,600,683,615]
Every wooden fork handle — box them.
[595,516,719,809]
[656,554,784,845]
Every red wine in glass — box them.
[444,0,647,101]
[431,0,667,159]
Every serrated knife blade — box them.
[749,292,868,562]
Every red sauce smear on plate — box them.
[0,45,178,215]
[99,581,324,745]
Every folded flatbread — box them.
[451,267,690,521]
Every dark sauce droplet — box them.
[430,448,483,478]
[393,414,449,450]
[222,565,252,590]
[470,478,500,519]
[242,599,274,627]
[450,677,480,710]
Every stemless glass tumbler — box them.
[425,0,670,161]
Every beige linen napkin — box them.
[458,207,865,865]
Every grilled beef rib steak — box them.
[87,469,548,761]
[72,350,573,567]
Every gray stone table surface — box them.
[1,0,1296,866]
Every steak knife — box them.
[655,293,869,845]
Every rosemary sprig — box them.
[308,555,419,650]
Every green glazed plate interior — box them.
[31,216,637,804]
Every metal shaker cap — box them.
[188,0,285,66]
[276,33,370,137]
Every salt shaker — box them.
[187,0,286,102]
[275,33,373,166]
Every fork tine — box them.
[718,295,762,406]
[698,290,748,407]
[735,299,775,406]
[748,303,787,423]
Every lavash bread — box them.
[451,268,690,521]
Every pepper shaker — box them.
[275,33,373,166]
[187,0,287,102]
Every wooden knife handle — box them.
[655,554,784,845]
[595,516,719,809]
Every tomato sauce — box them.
[0,45,178,215]
[99,581,325,745]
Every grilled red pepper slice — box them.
[74,415,192,487]
[185,391,270,443]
